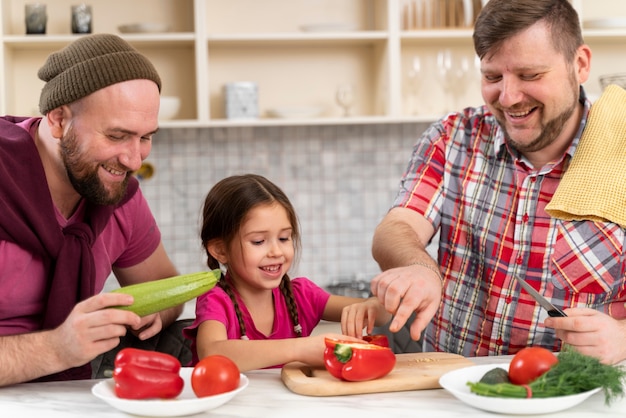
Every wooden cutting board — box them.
[281,352,474,396]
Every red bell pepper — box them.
[112,348,184,400]
[324,337,396,382]
[362,334,390,347]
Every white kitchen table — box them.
[1,356,624,418]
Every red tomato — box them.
[508,347,558,385]
[191,355,240,397]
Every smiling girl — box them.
[184,174,388,371]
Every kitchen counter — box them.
[1,356,624,418]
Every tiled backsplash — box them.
[139,122,429,288]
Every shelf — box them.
[2,33,196,49]
[1,0,624,126]
[206,42,385,120]
[401,28,474,41]
[160,114,437,128]
[582,29,626,41]
[207,31,388,47]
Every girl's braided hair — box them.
[200,174,303,338]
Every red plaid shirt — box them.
[394,91,626,357]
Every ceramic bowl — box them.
[599,73,626,90]
[159,96,181,120]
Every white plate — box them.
[583,18,626,29]
[92,367,248,417]
[299,23,356,32]
[439,363,602,415]
[266,106,323,119]
[118,22,170,33]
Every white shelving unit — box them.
[1,0,625,127]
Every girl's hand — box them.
[340,297,388,337]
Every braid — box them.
[279,275,302,337]
[218,274,247,339]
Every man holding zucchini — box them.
[0,34,183,385]
[349,0,626,365]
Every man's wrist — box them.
[406,261,444,285]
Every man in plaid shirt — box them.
[362,0,626,364]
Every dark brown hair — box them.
[200,173,303,338]
[473,0,583,61]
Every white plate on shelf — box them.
[92,367,248,417]
[583,18,626,29]
[439,363,602,415]
[118,22,170,33]
[299,22,356,32]
[267,106,323,119]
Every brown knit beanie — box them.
[37,33,161,114]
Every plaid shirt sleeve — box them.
[393,119,448,230]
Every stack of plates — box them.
[266,106,323,119]
[118,22,170,33]
[583,18,626,29]
[599,73,626,90]
[299,22,356,32]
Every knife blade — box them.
[514,276,567,317]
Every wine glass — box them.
[405,56,424,115]
[336,83,355,117]
[435,49,454,112]
[453,54,472,109]
[435,49,471,113]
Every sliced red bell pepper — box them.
[112,348,184,400]
[362,334,390,347]
[324,337,396,382]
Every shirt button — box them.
[496,338,503,346]
[505,296,513,304]
[530,177,537,182]
[522,213,529,223]
[516,256,523,264]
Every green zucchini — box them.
[111,269,221,316]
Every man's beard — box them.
[59,127,129,206]
[499,75,579,155]
[500,102,576,155]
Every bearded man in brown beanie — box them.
[0,34,185,385]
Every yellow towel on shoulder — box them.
[545,84,626,227]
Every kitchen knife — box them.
[514,276,567,317]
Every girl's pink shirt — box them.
[184,277,331,366]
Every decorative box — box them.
[224,82,259,119]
